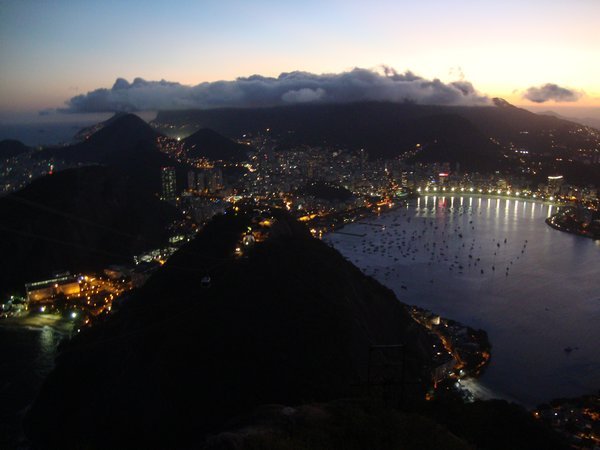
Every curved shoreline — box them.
[335,194,560,232]
[0,313,75,334]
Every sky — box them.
[1,0,599,121]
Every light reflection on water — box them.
[326,196,600,407]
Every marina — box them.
[325,195,600,407]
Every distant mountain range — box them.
[537,110,600,130]
[154,100,600,176]
[35,114,247,192]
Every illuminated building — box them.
[161,167,177,201]
[25,274,81,302]
[547,175,564,195]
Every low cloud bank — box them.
[523,83,581,103]
[61,67,490,113]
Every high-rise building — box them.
[160,167,177,201]
[547,175,563,196]
[187,170,196,191]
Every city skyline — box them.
[1,0,599,120]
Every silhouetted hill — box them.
[50,113,159,162]
[73,112,130,141]
[0,166,178,295]
[25,209,434,449]
[86,113,158,147]
[38,114,188,193]
[0,139,29,159]
[183,128,251,161]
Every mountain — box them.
[39,113,160,165]
[578,116,600,130]
[25,209,435,449]
[156,102,502,171]
[0,139,29,159]
[54,113,160,163]
[537,110,600,130]
[38,114,187,194]
[73,111,132,142]
[84,113,158,148]
[0,166,178,295]
[154,101,599,173]
[182,128,251,161]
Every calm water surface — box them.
[325,195,600,407]
[0,323,67,448]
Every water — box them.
[0,322,68,448]
[0,123,82,147]
[325,195,600,407]
[0,112,154,147]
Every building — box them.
[203,168,223,193]
[187,170,196,191]
[161,167,177,201]
[547,175,564,196]
[25,273,81,302]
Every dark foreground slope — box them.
[25,210,433,450]
[0,166,177,294]
[24,210,569,450]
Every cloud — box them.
[61,67,490,113]
[282,87,326,103]
[522,83,581,103]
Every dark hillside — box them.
[25,209,432,450]
[0,166,177,294]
